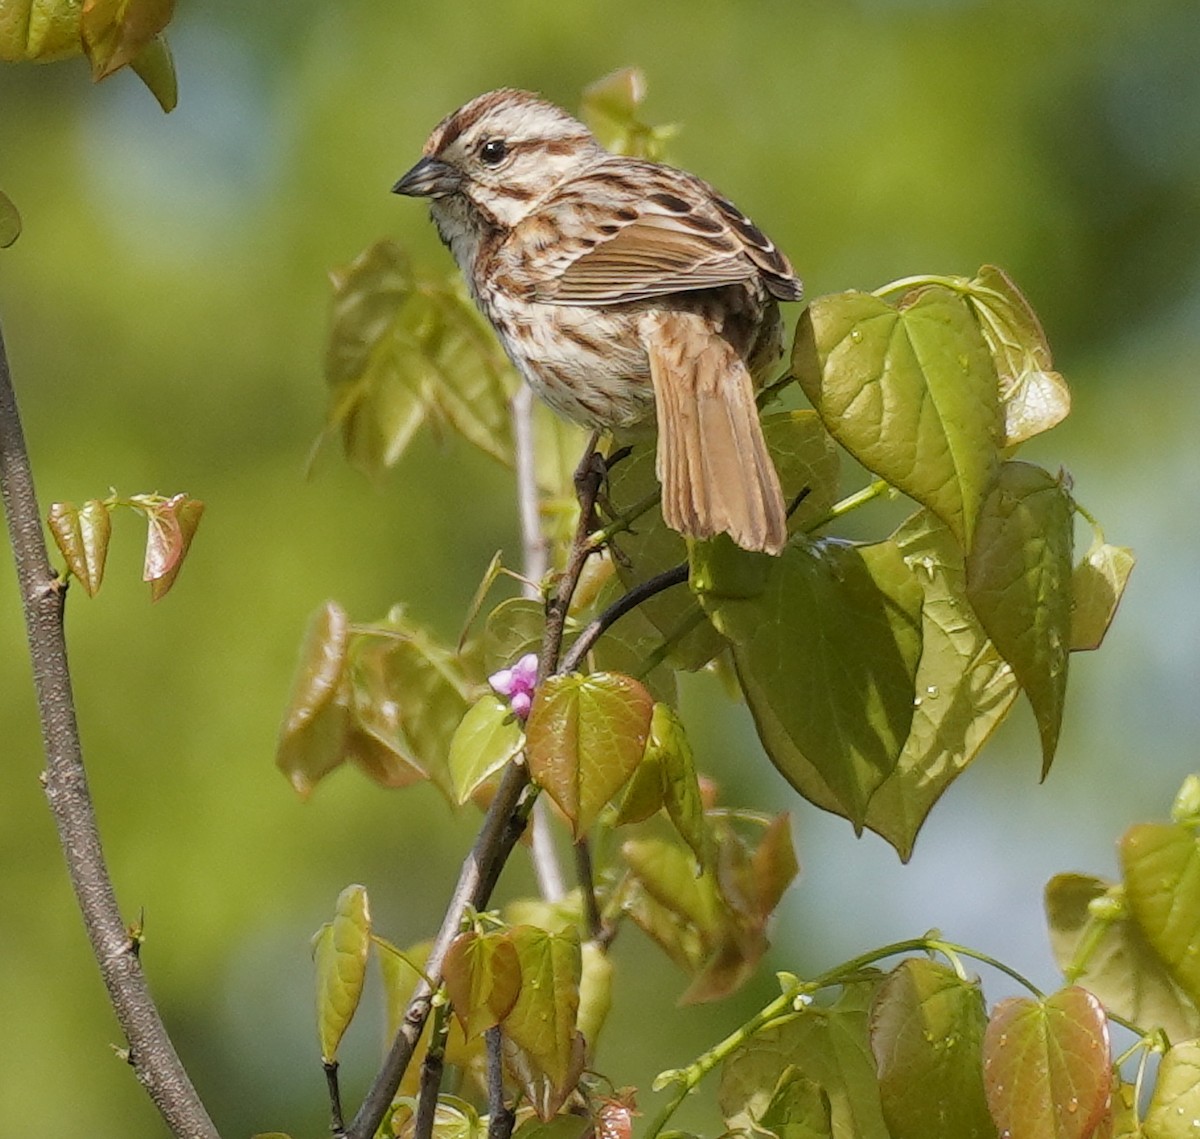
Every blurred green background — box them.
[2,1,1198,1135]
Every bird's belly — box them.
[487,299,656,430]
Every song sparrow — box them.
[393,88,802,554]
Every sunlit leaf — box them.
[869,959,995,1139]
[696,537,923,827]
[312,883,371,1063]
[390,1096,483,1139]
[965,462,1074,774]
[324,241,516,478]
[0,190,20,247]
[510,1115,591,1139]
[982,987,1110,1139]
[276,601,352,798]
[792,287,1002,550]
[1045,872,1200,1044]
[1120,822,1200,1008]
[443,930,522,1039]
[1070,540,1135,652]
[503,926,583,1090]
[1144,1039,1200,1139]
[81,0,174,80]
[962,265,1070,447]
[48,499,112,597]
[719,981,889,1139]
[858,511,1020,858]
[0,0,82,60]
[148,494,204,600]
[446,695,524,805]
[525,672,654,837]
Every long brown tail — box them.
[642,312,787,555]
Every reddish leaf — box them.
[148,494,204,599]
[443,930,522,1039]
[48,499,112,597]
[525,672,654,837]
[81,0,174,79]
[983,987,1111,1139]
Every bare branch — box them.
[0,319,220,1139]
[485,1027,515,1139]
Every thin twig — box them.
[324,1062,344,1134]
[511,385,566,903]
[560,562,688,675]
[574,840,602,942]
[345,435,607,1139]
[485,1026,515,1139]
[0,320,221,1139]
[414,997,451,1139]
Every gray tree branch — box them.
[0,319,220,1139]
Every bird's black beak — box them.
[392,156,461,198]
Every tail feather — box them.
[643,313,787,554]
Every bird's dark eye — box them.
[479,138,508,165]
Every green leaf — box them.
[696,537,923,827]
[483,598,545,676]
[0,190,21,247]
[525,672,654,837]
[580,66,677,160]
[324,241,515,478]
[1120,822,1200,1008]
[622,836,722,968]
[756,1070,833,1139]
[862,511,1020,858]
[982,987,1111,1139]
[720,982,889,1139]
[390,1096,483,1139]
[447,696,524,805]
[962,265,1070,448]
[128,32,177,112]
[1070,540,1135,652]
[1145,1040,1200,1139]
[792,287,1002,550]
[312,884,371,1063]
[646,703,710,865]
[503,927,583,1090]
[276,601,352,798]
[443,930,522,1039]
[587,597,679,708]
[48,499,112,597]
[1045,872,1200,1044]
[965,462,1074,774]
[0,0,84,62]
[869,959,995,1139]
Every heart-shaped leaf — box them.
[1144,1039,1200,1139]
[526,672,654,836]
[792,287,1001,550]
[447,695,524,805]
[982,987,1110,1139]
[443,930,522,1039]
[502,927,582,1091]
[48,499,112,597]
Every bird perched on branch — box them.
[394,88,802,554]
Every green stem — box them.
[641,935,1046,1139]
[589,488,662,549]
[803,478,892,534]
[634,606,706,680]
[872,273,965,299]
